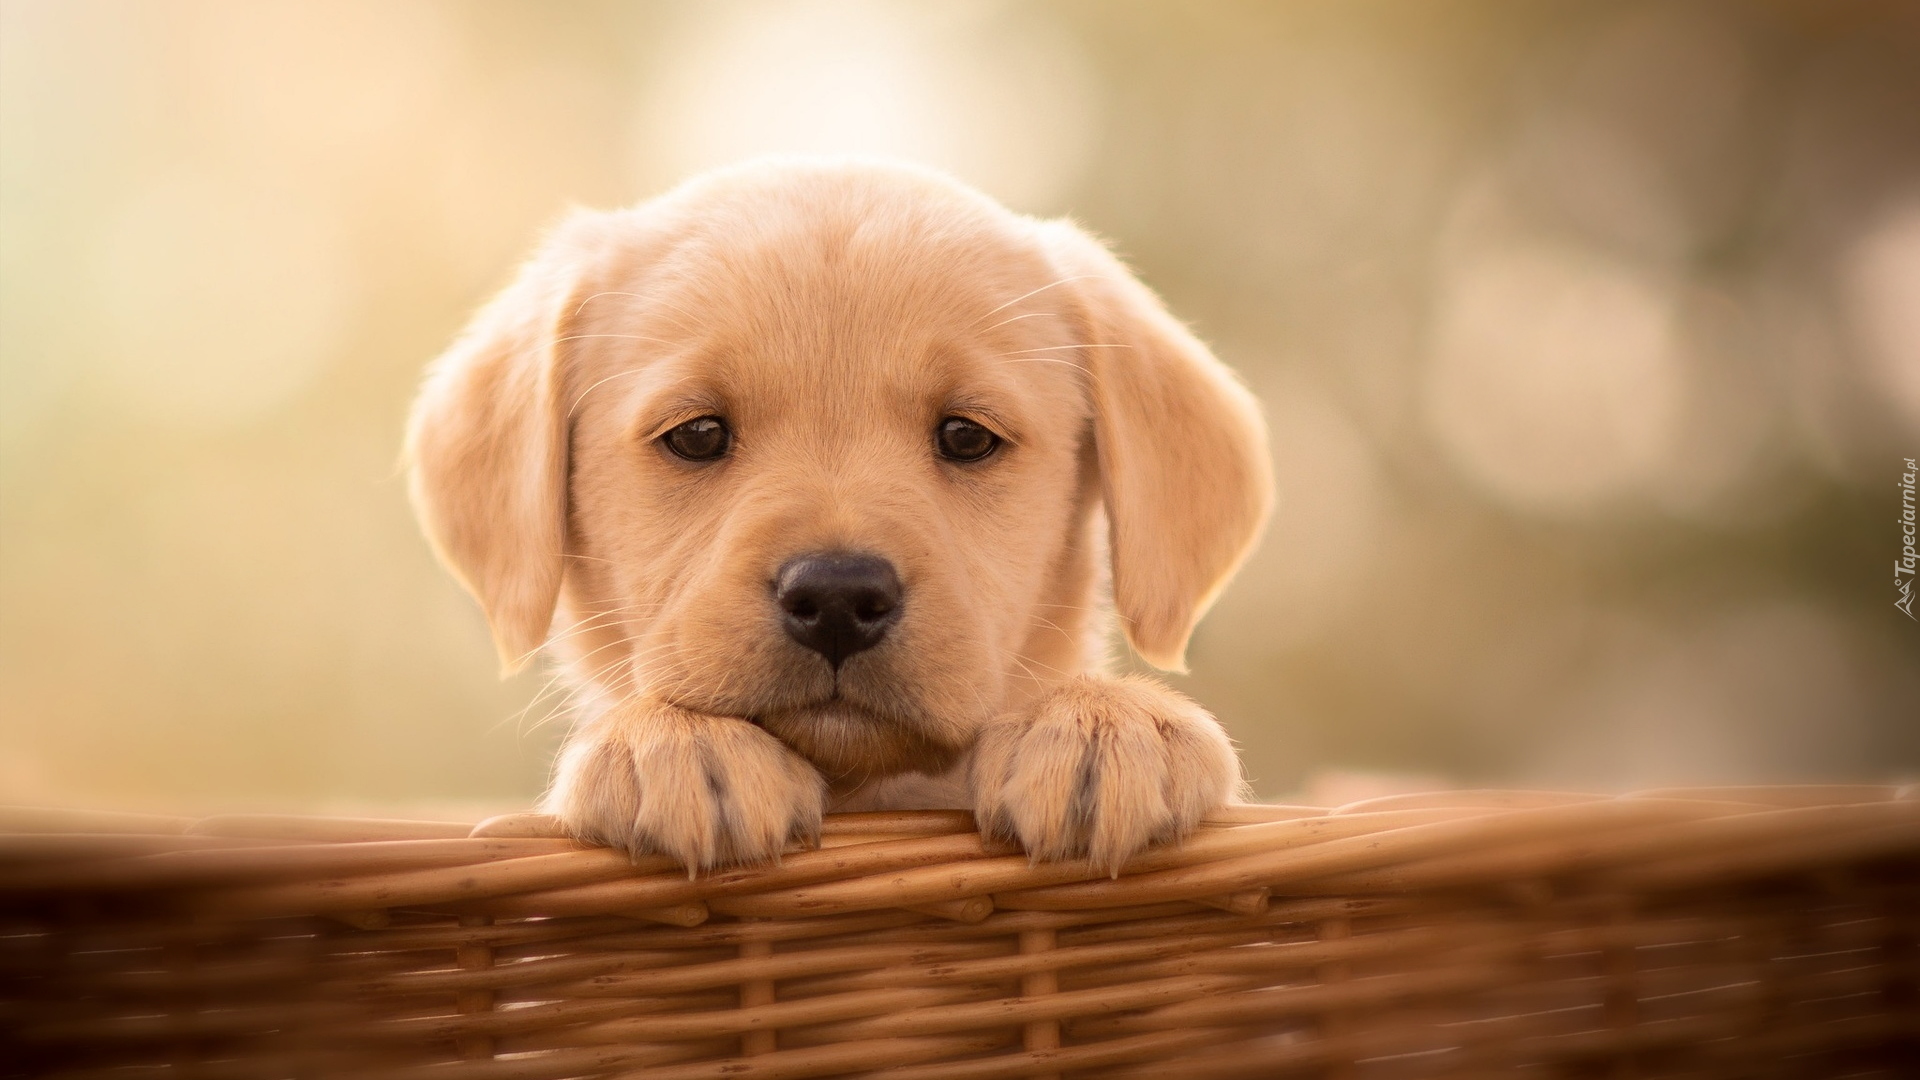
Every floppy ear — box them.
[405,211,608,674]
[1036,220,1274,671]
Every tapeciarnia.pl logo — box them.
[1899,457,1917,620]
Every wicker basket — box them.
[4,786,1916,1078]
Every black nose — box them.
[774,553,903,670]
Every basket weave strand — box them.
[2,786,1915,1078]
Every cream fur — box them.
[406,159,1273,872]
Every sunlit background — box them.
[3,0,1917,816]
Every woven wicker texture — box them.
[3,787,1916,1078]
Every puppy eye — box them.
[661,416,731,461]
[936,416,1000,462]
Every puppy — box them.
[406,159,1272,873]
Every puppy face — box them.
[408,161,1271,790]
[560,183,1097,781]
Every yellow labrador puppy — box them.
[407,159,1272,873]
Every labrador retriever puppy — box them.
[407,159,1272,873]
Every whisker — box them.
[511,669,589,731]
[566,368,651,418]
[552,332,680,348]
[515,609,659,692]
[538,610,666,642]
[971,275,1097,327]
[1007,654,1050,688]
[511,604,649,669]
[570,290,653,317]
[1026,614,1077,639]
[999,343,1135,353]
[975,311,1058,336]
[504,635,640,726]
[539,609,640,649]
[994,358,1082,369]
[566,293,715,339]
[1013,644,1075,680]
[564,591,672,607]
[512,636,682,734]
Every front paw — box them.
[544,701,825,871]
[971,675,1241,873]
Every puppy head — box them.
[407,160,1271,783]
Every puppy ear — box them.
[1037,220,1274,671]
[405,211,607,674]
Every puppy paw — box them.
[544,701,825,871]
[971,675,1241,873]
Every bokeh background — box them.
[3,0,1917,815]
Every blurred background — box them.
[2,0,1916,815]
